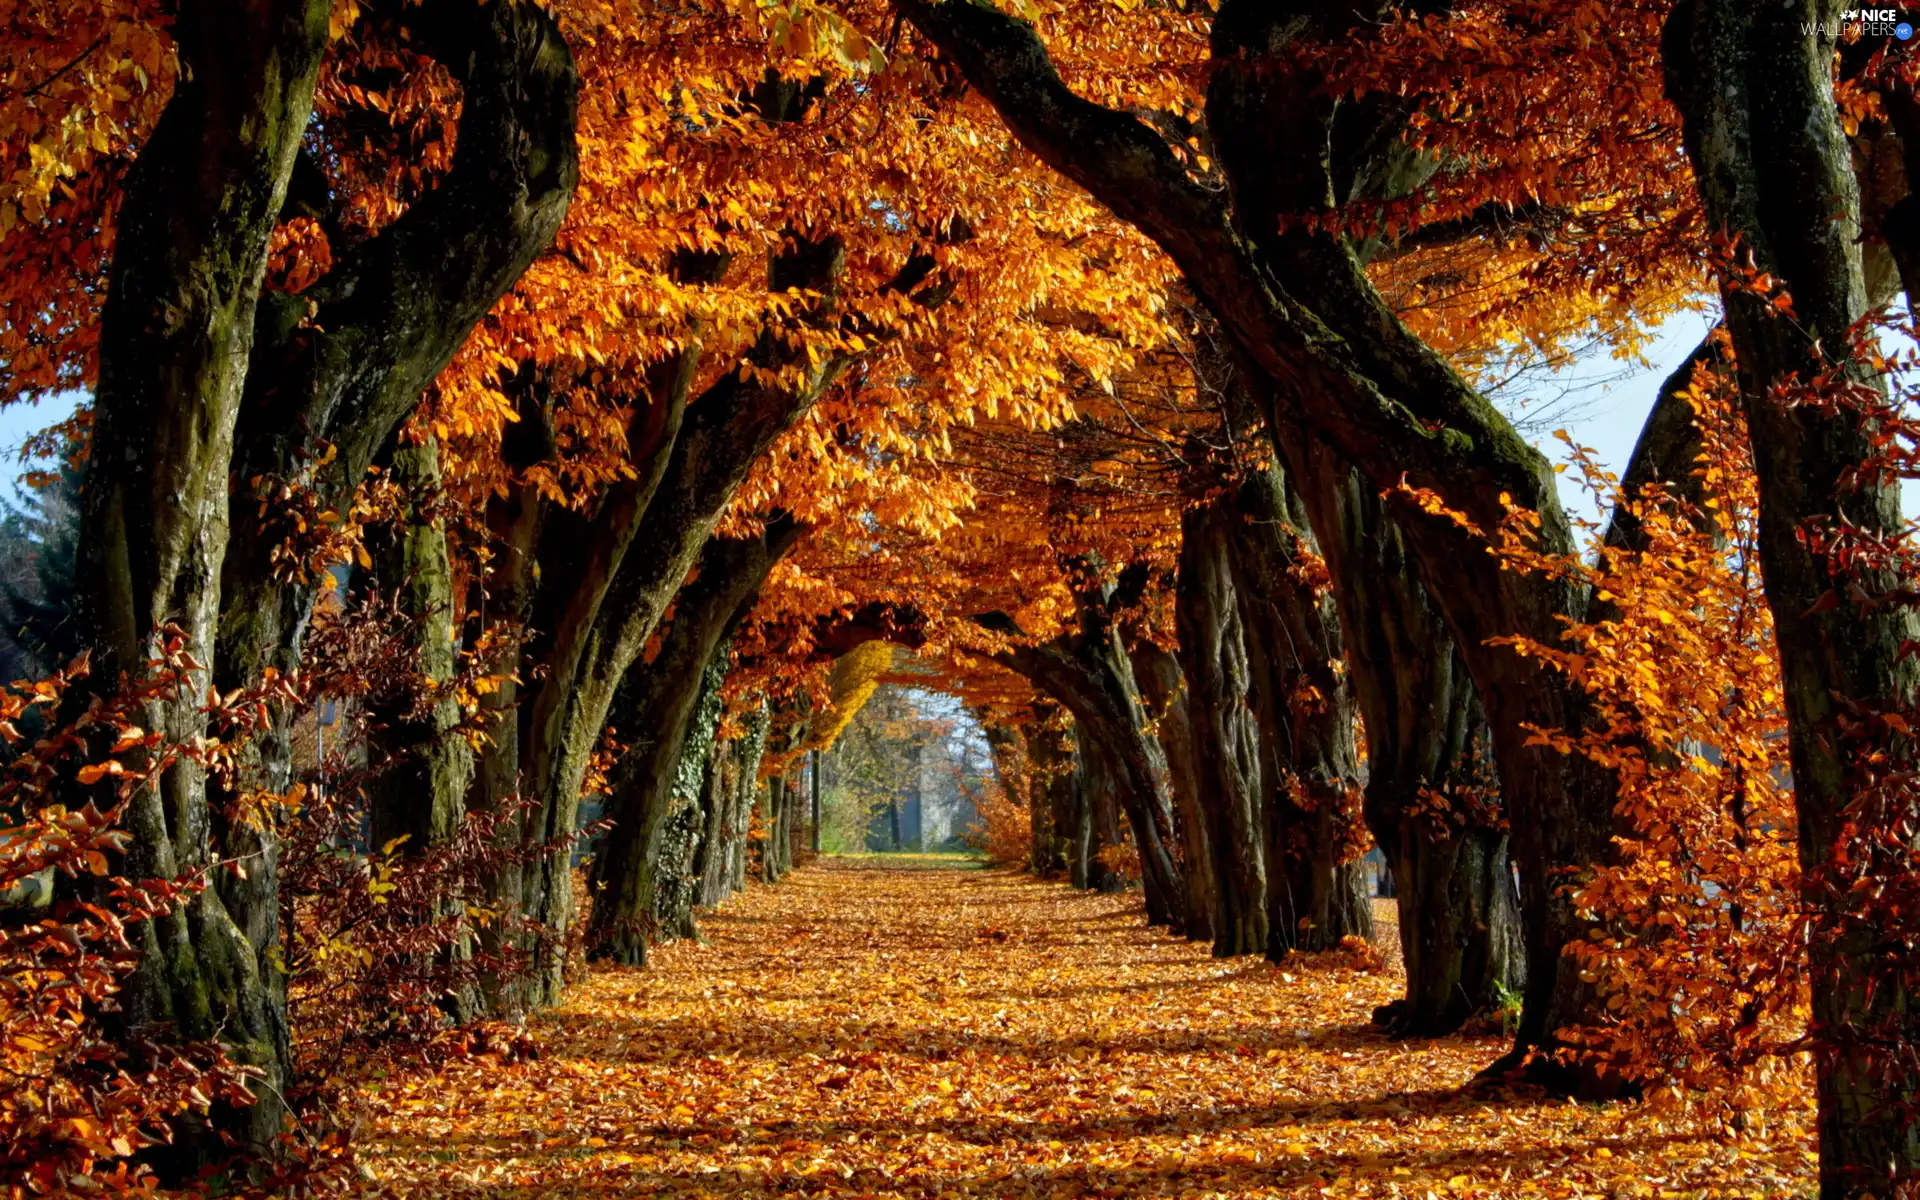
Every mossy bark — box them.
[1229,462,1372,956]
[363,436,477,1014]
[727,704,773,896]
[190,0,580,1035]
[80,1,331,1163]
[691,739,738,907]
[365,437,473,859]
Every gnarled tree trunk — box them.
[984,573,1186,929]
[1228,462,1372,956]
[80,2,332,1161]
[727,703,773,896]
[362,435,478,1016]
[1175,496,1269,958]
[1072,735,1123,893]
[1283,438,1522,1036]
[1130,641,1216,944]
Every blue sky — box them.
[0,390,78,495]
[1512,310,1719,531]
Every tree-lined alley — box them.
[1,1,1916,1196]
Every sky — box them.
[1508,309,1719,531]
[0,390,78,502]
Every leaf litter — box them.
[349,861,1815,1197]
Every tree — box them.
[1666,5,1920,1190]
[0,456,82,686]
[7,0,581,1158]
[587,514,802,965]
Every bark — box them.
[896,0,1627,1082]
[465,377,556,1016]
[585,517,800,965]
[365,437,472,860]
[80,1,331,1161]
[1130,642,1216,944]
[1228,463,1372,956]
[765,768,801,882]
[177,0,580,1040]
[1175,497,1269,958]
[727,704,773,895]
[1667,5,1920,1191]
[809,748,823,854]
[650,654,728,944]
[692,739,737,907]
[220,0,580,704]
[1072,736,1122,893]
[1027,716,1076,876]
[362,436,476,1014]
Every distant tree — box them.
[0,455,80,685]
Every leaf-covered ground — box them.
[350,862,1816,1197]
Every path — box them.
[354,861,1813,1197]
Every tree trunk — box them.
[1668,6,1920,1191]
[149,1,582,1042]
[1281,439,1524,1036]
[985,575,1187,929]
[362,436,477,1015]
[650,655,728,945]
[1130,642,1216,944]
[1025,709,1075,875]
[1229,463,1372,956]
[691,738,735,907]
[365,437,473,859]
[585,519,798,965]
[729,704,772,895]
[1175,497,1270,958]
[770,769,800,881]
[464,381,555,1016]
[1073,737,1122,893]
[809,748,822,854]
[79,2,331,1162]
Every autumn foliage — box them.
[0,652,255,1196]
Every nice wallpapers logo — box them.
[1816,7,1916,37]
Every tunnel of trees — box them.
[1,2,1917,1197]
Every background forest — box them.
[1,1,1918,1197]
